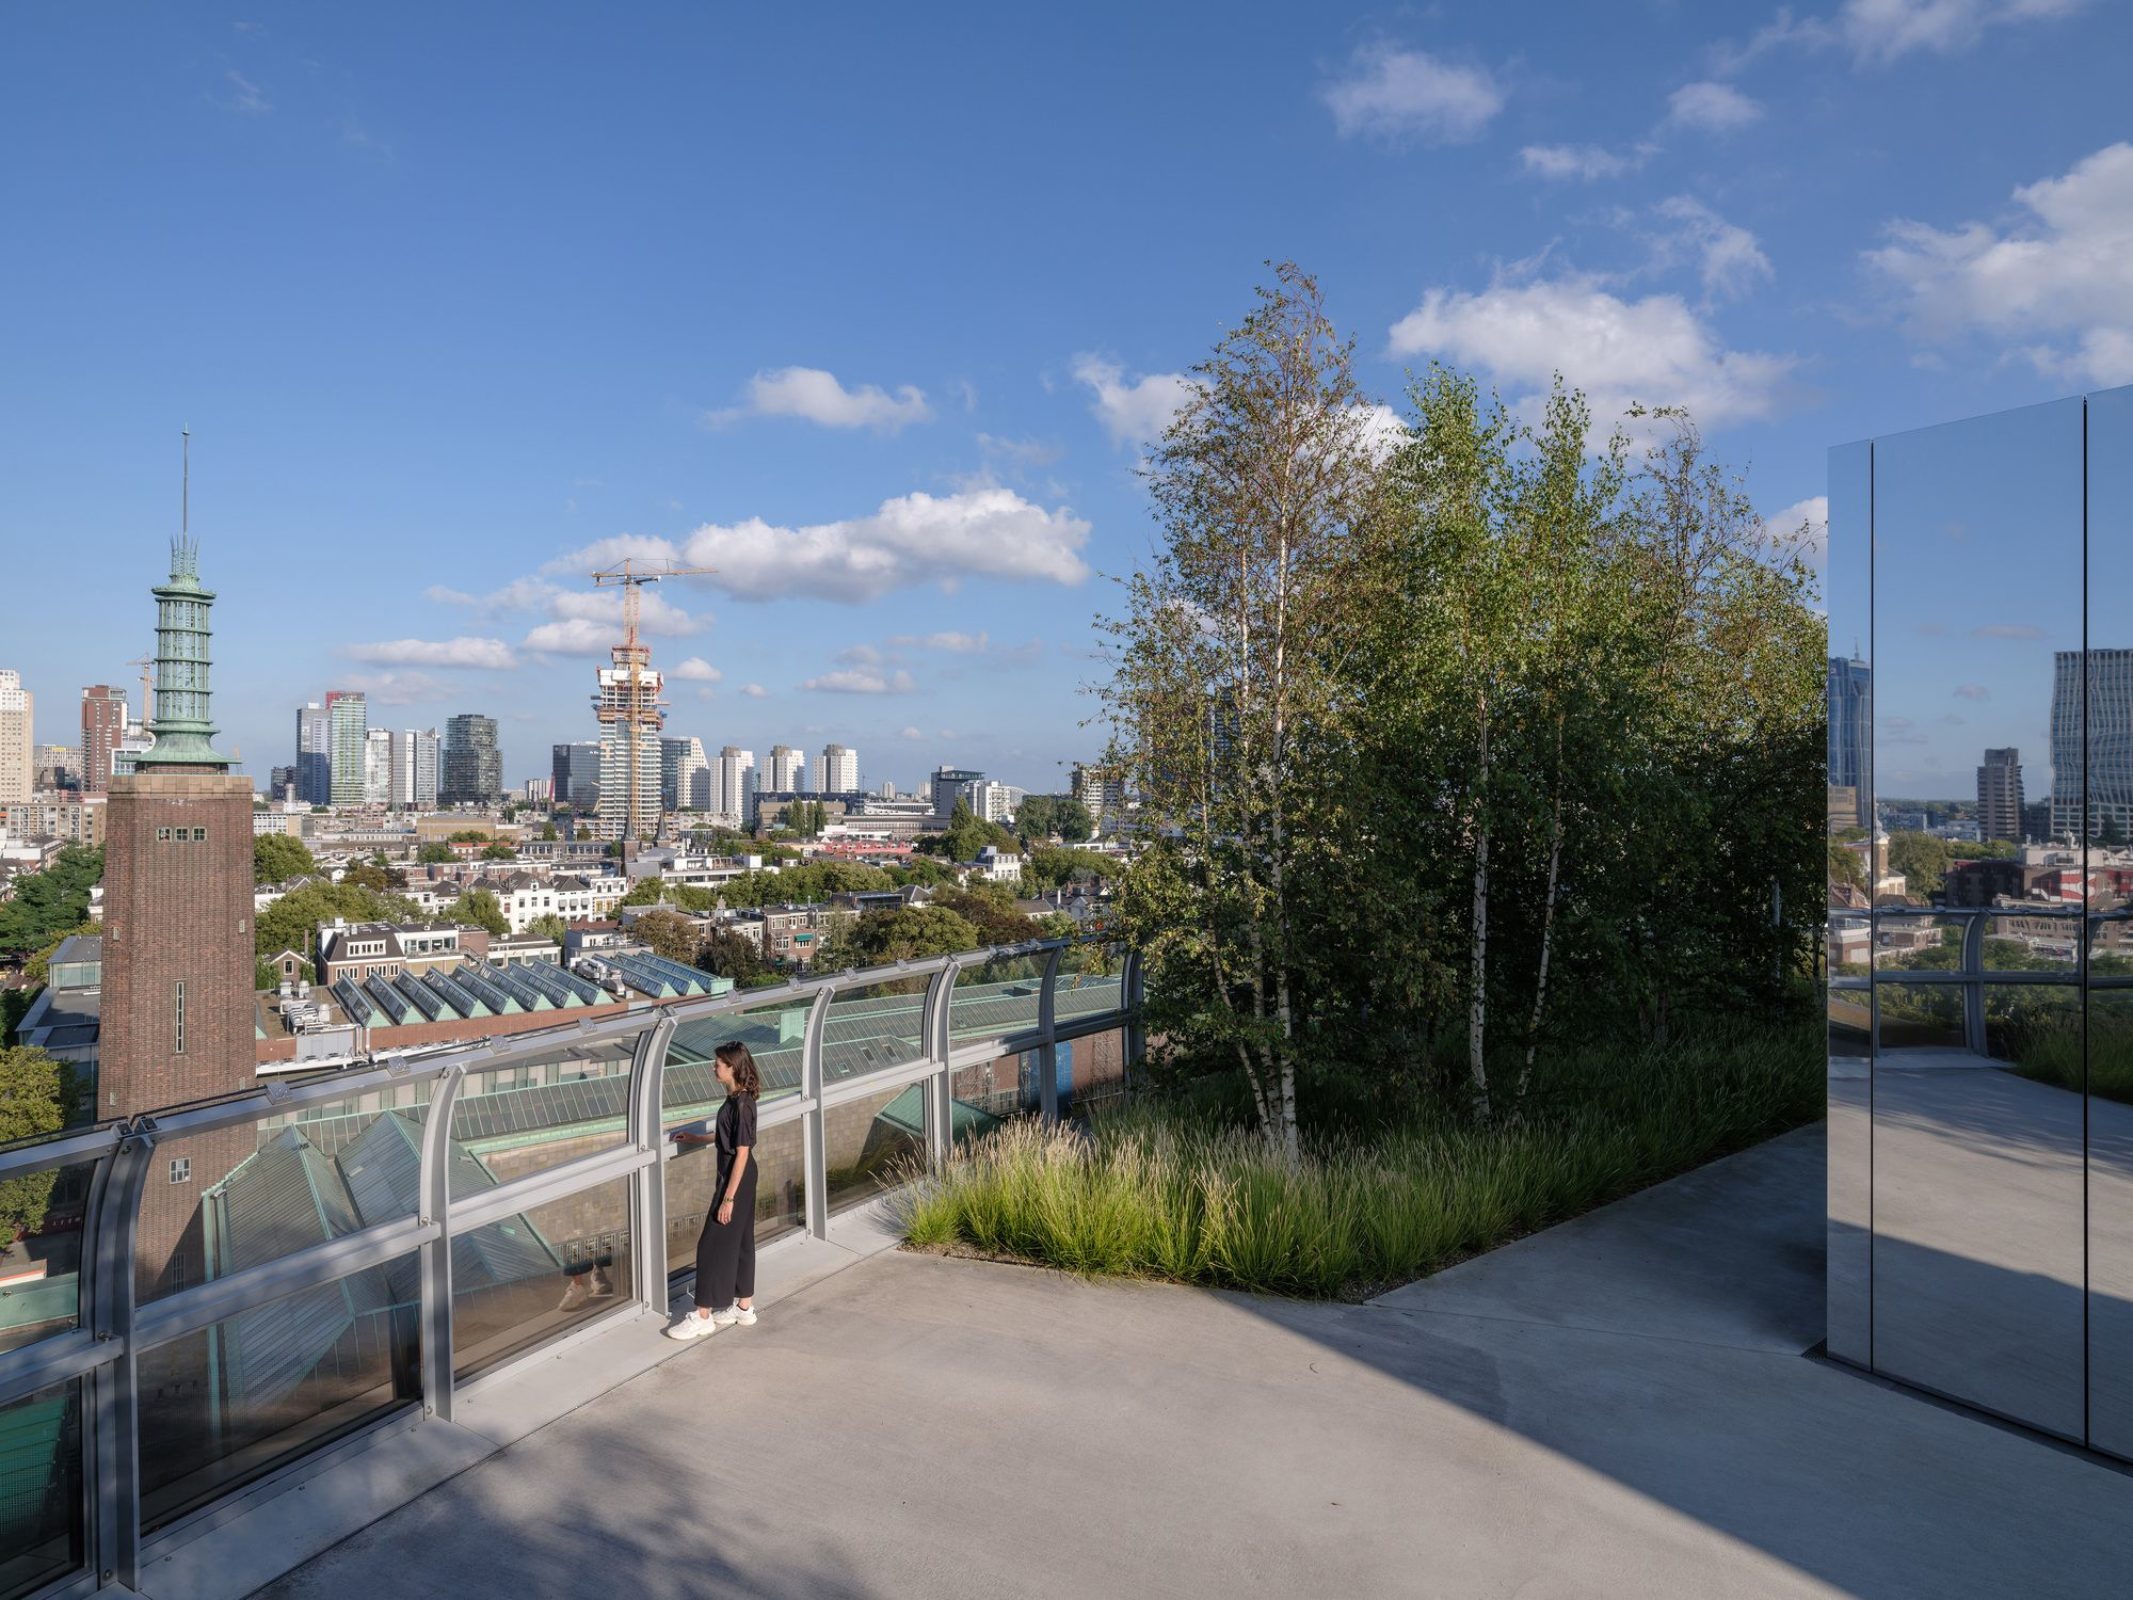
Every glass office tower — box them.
[1828,381,2133,1458]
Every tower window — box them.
[174,980,186,1055]
[156,827,171,841]
[192,827,207,841]
[169,1157,191,1185]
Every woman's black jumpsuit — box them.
[693,1091,757,1310]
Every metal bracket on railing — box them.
[801,987,833,1239]
[627,1016,676,1315]
[1037,947,1064,1125]
[922,959,961,1165]
[416,1068,465,1422]
[85,1125,155,1592]
[1960,913,1988,1056]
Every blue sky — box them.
[4,2,2130,794]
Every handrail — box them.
[0,929,1141,1597]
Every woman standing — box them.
[665,1041,761,1340]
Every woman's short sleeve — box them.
[735,1094,757,1149]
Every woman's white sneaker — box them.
[663,1311,718,1341]
[711,1305,757,1327]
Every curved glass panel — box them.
[0,1159,95,1355]
[824,1082,926,1215]
[666,995,810,1119]
[949,952,1047,1046]
[451,1177,632,1381]
[448,1035,638,1194]
[0,1381,83,1600]
[820,979,928,1086]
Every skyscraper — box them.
[364,727,395,805]
[326,690,368,806]
[1827,655,1870,830]
[816,743,859,795]
[552,741,601,812]
[1978,748,2025,843]
[295,701,332,805]
[392,727,439,808]
[0,670,34,804]
[718,745,757,826]
[80,684,126,793]
[662,736,709,812]
[595,646,664,841]
[931,765,983,822]
[442,713,502,807]
[768,743,805,793]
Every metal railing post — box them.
[1960,911,1987,1055]
[417,1068,465,1422]
[627,1016,676,1314]
[84,1123,154,1592]
[1037,947,1063,1125]
[922,960,961,1164]
[802,987,832,1238]
[1121,947,1145,1092]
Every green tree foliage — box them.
[1016,794,1094,844]
[0,847,102,959]
[1881,831,2017,899]
[540,822,559,841]
[818,905,979,970]
[480,842,516,861]
[926,801,1018,863]
[633,909,701,965]
[1023,847,1112,894]
[0,1045,78,1236]
[888,857,955,890]
[929,883,1034,946]
[256,882,421,960]
[1102,267,1823,1142]
[450,888,510,939]
[416,842,454,864]
[695,925,773,987]
[448,829,490,844]
[342,858,403,895]
[253,833,316,886]
[524,913,569,945]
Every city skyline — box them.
[10,10,2132,790]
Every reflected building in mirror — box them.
[2052,647,2133,843]
[1827,653,1870,830]
[1977,747,2025,842]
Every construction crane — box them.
[125,654,154,731]
[590,558,714,841]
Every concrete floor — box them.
[254,1126,2133,1600]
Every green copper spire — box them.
[140,432,229,772]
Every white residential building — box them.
[363,728,395,805]
[768,744,806,792]
[718,745,758,826]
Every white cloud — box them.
[977,433,1063,468]
[342,671,447,706]
[1840,0,2086,64]
[520,619,617,655]
[1071,355,1199,447]
[1667,81,1763,132]
[671,657,721,682]
[899,726,924,741]
[1321,44,1503,142]
[1521,143,1642,182]
[707,366,932,432]
[344,636,517,670]
[1388,275,1798,434]
[219,70,270,115]
[740,683,768,699]
[1654,196,1774,301]
[1349,403,1408,462]
[1762,494,1829,555]
[801,668,916,695]
[837,643,885,666]
[578,488,1090,603]
[889,631,990,654]
[1866,142,2133,386]
[1954,682,1992,700]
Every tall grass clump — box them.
[894,1017,1820,1299]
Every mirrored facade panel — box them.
[451,1178,632,1382]
[825,1083,926,1216]
[821,979,928,1087]
[449,1036,639,1192]
[1866,396,2085,1440]
[2089,381,2133,1457]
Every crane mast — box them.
[590,558,714,841]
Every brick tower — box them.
[101,467,258,1292]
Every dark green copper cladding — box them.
[140,535,229,770]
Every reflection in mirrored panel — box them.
[663,1108,804,1277]
[667,996,810,1116]
[825,1082,927,1215]
[2089,381,2133,1458]
[451,1178,632,1382]
[1827,439,1873,1367]
[1867,397,2085,1441]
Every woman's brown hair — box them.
[715,1041,761,1098]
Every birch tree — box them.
[1102,264,1379,1158]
